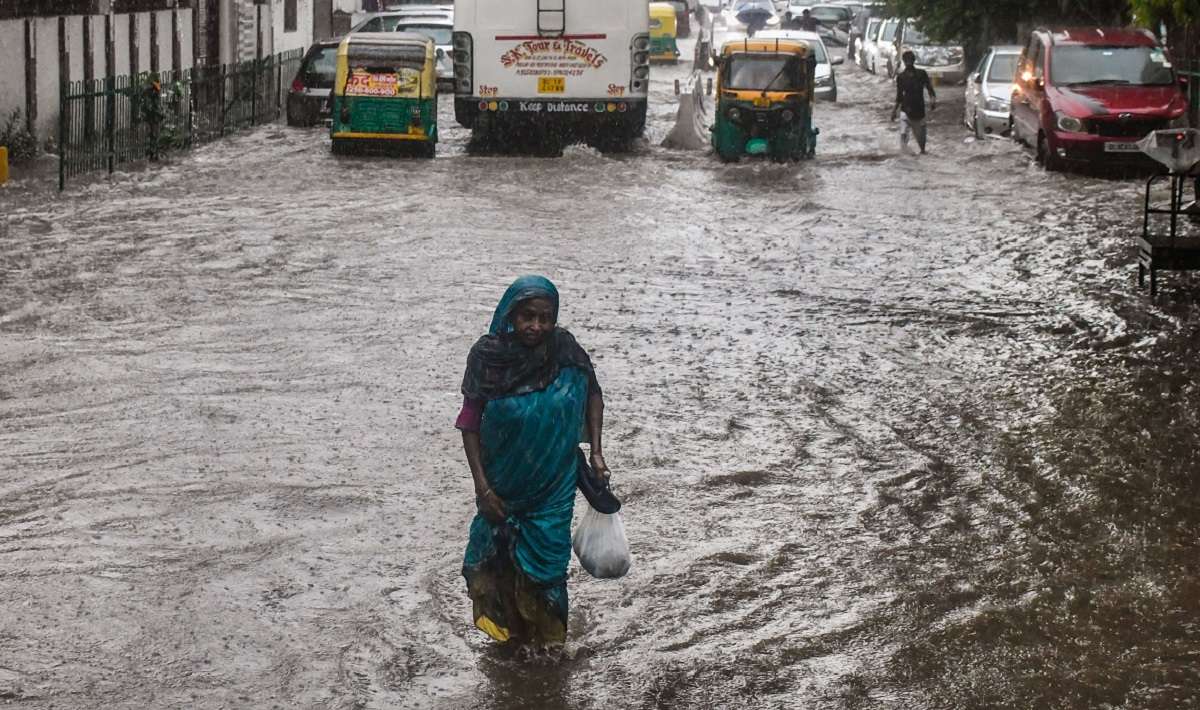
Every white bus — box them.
[452,0,650,152]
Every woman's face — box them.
[510,298,555,348]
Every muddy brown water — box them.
[2,36,1200,710]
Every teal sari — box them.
[461,276,597,644]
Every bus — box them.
[451,0,650,153]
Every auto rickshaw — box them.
[330,32,438,156]
[649,2,680,62]
[710,38,818,162]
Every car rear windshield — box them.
[987,53,1018,82]
[1051,45,1175,86]
[396,23,451,44]
[726,55,804,90]
[811,7,848,21]
[904,26,929,44]
[302,47,339,88]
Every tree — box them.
[886,0,1130,60]
[1127,0,1200,25]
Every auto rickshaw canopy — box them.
[718,37,810,58]
[335,32,437,100]
[648,2,678,36]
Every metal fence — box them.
[1185,60,1200,129]
[59,49,304,190]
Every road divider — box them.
[662,70,710,150]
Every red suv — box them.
[1009,28,1189,171]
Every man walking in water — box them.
[796,8,820,31]
[890,50,936,154]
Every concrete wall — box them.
[0,21,27,128]
[272,0,313,54]
[0,9,196,148]
[178,8,193,71]
[113,11,131,75]
[33,17,59,141]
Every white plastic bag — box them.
[572,505,631,579]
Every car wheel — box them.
[1037,132,1062,172]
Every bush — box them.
[0,109,39,164]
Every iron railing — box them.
[1185,60,1200,129]
[59,49,303,190]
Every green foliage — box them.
[0,108,38,163]
[1128,0,1200,25]
[885,0,1131,56]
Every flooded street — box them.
[3,36,1200,710]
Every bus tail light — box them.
[630,33,649,94]
[453,31,474,95]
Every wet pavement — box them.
[3,34,1200,710]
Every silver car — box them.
[874,16,901,77]
[857,16,881,72]
[964,45,1019,138]
[756,29,844,101]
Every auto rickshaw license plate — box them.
[538,76,566,94]
[752,96,771,108]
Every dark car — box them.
[1010,27,1190,171]
[665,0,692,38]
[286,40,340,127]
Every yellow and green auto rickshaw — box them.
[710,38,818,162]
[330,32,438,156]
[648,2,680,63]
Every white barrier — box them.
[661,70,710,150]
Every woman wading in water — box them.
[457,275,609,647]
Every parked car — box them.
[874,16,901,77]
[858,16,882,72]
[830,0,866,17]
[665,0,693,38]
[286,39,341,127]
[846,2,883,60]
[785,3,850,45]
[757,29,843,101]
[352,6,452,32]
[1010,27,1190,171]
[898,20,965,83]
[392,18,454,89]
[965,45,1020,138]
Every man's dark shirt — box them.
[895,67,934,121]
[797,16,819,31]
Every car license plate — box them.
[538,76,565,94]
[1104,141,1141,153]
[752,96,771,107]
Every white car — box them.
[351,6,453,31]
[898,20,965,84]
[964,44,1019,137]
[874,16,901,77]
[392,18,454,89]
[755,29,842,101]
[857,15,881,71]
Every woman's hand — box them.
[476,488,507,523]
[590,451,610,481]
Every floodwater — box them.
[3,33,1200,710]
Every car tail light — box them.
[291,77,305,92]
[453,31,473,95]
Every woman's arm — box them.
[463,431,506,522]
[585,391,609,480]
